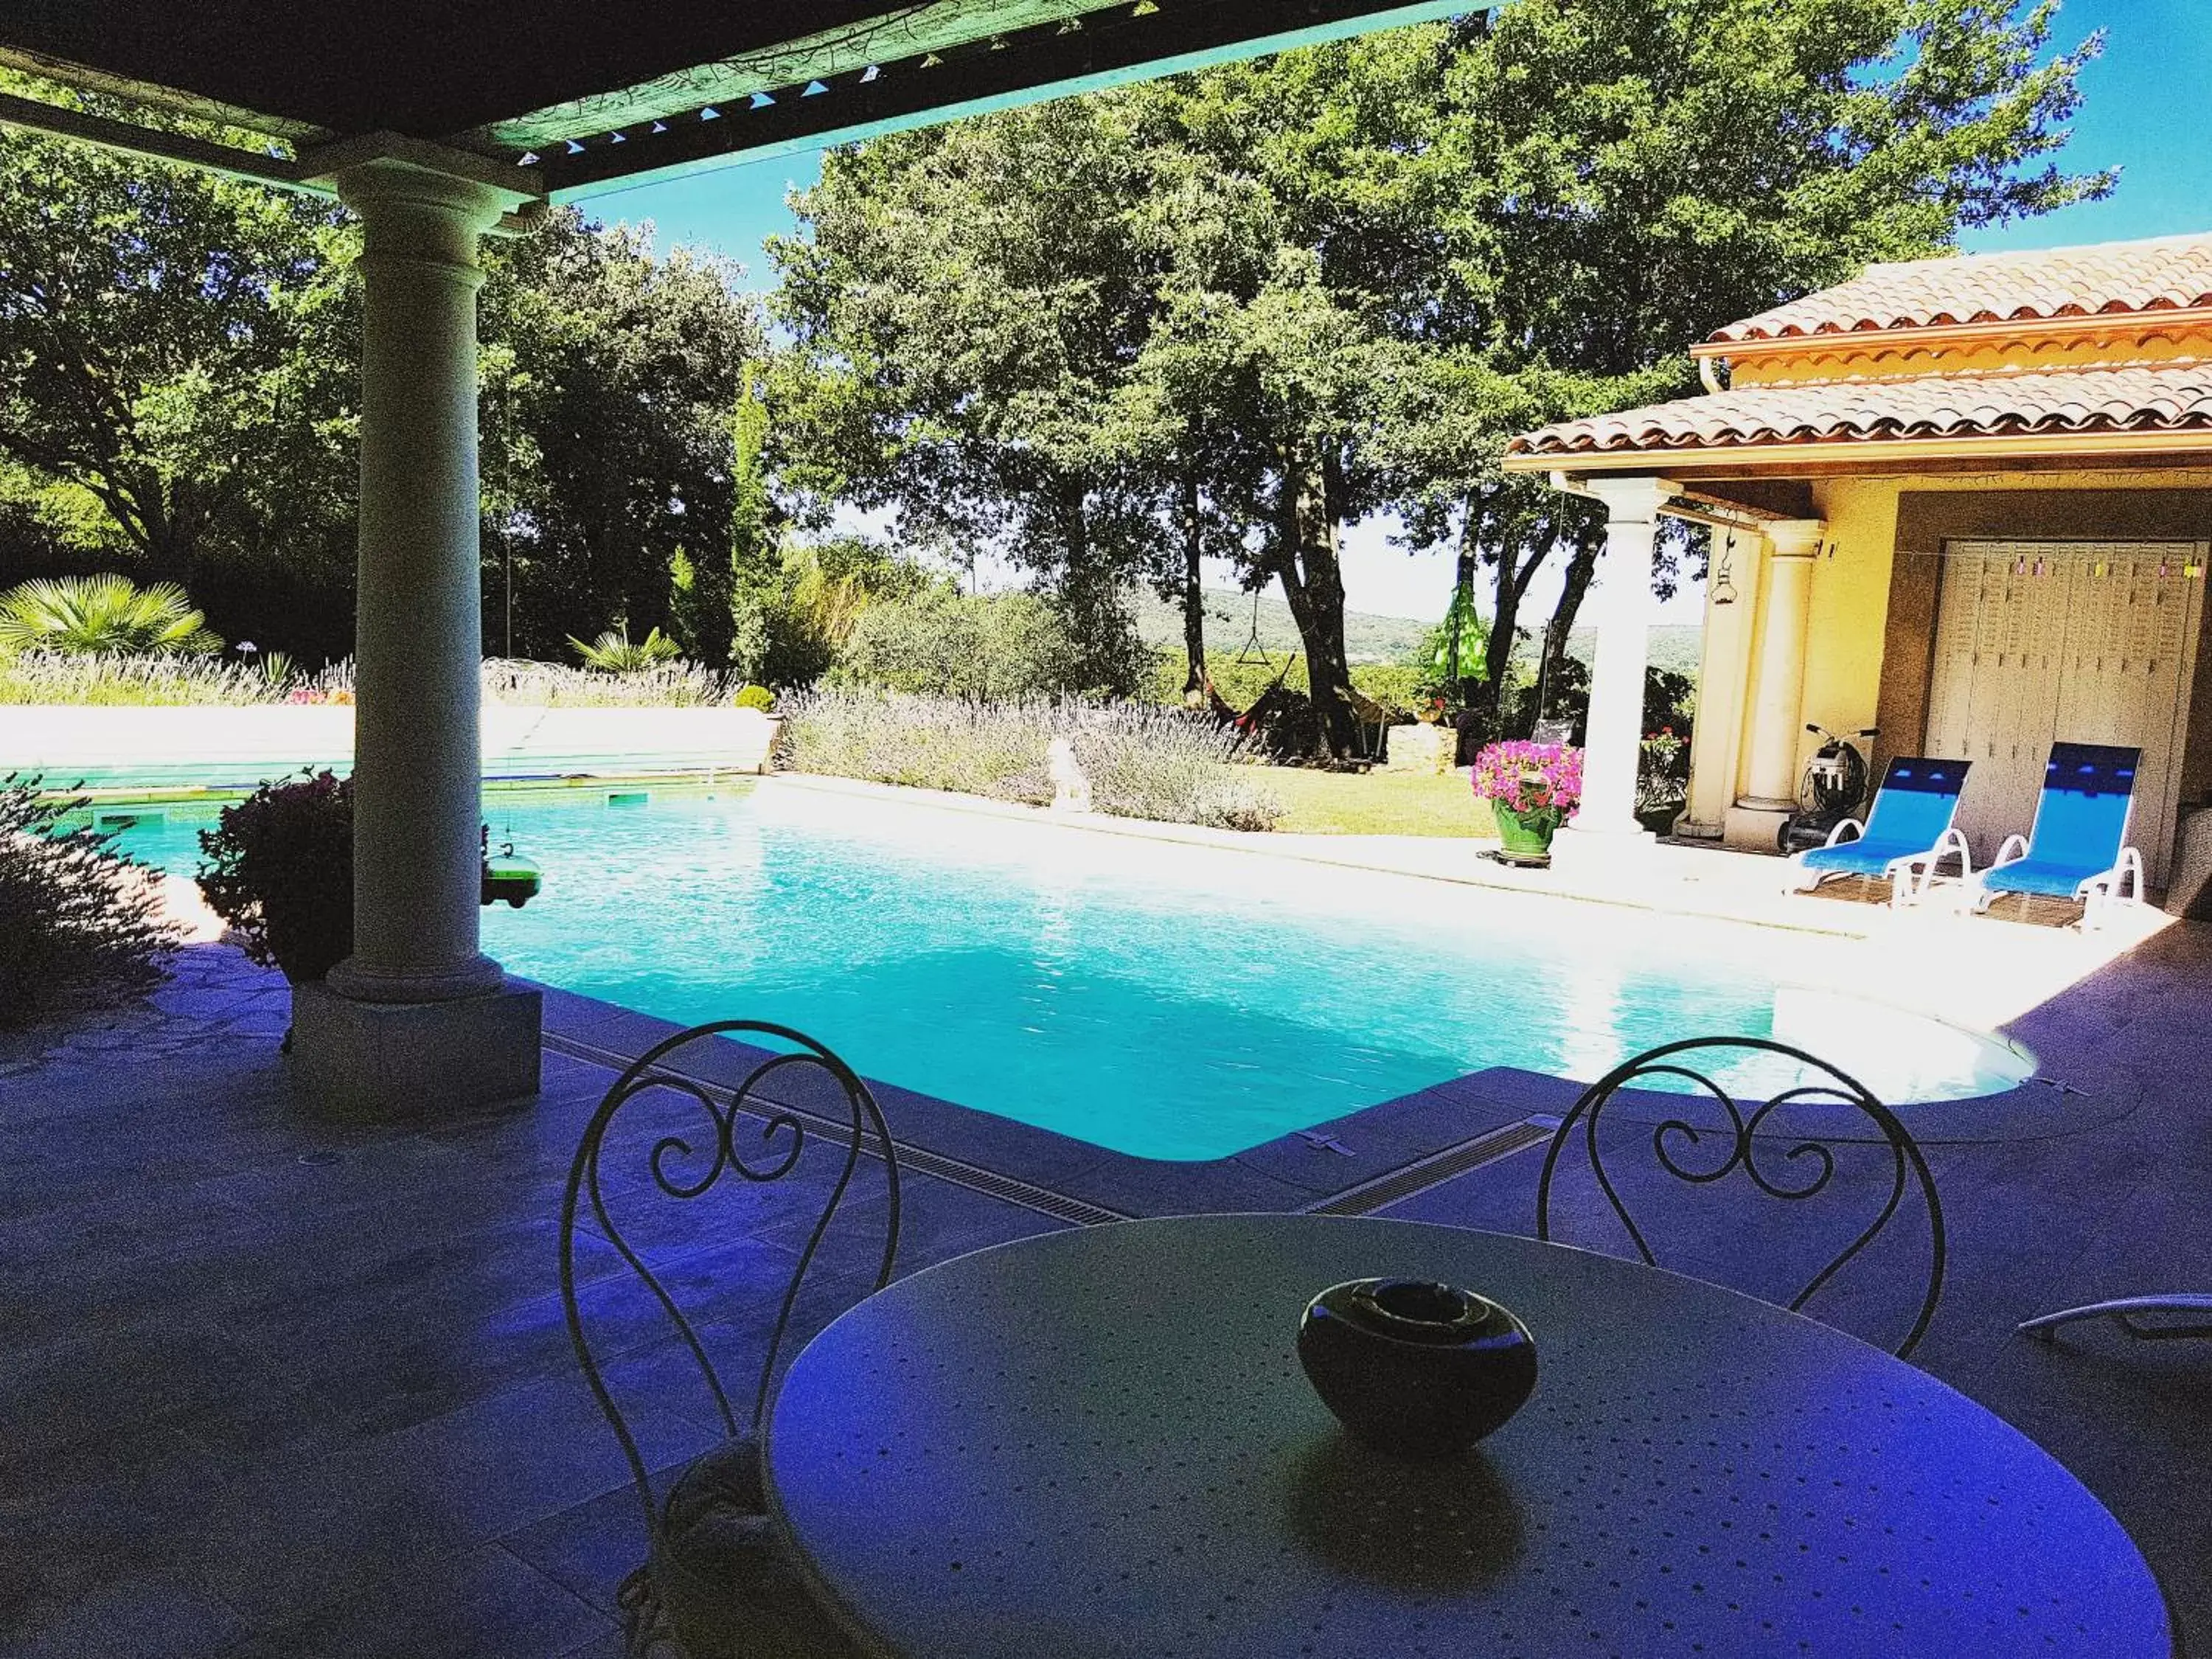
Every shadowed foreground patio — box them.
[3,929,2209,1656]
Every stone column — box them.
[290,153,542,1118]
[1723,518,1825,852]
[1676,525,1762,839]
[1559,477,1676,846]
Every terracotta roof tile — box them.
[1708,234,2212,344]
[1509,362,2212,457]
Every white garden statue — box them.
[1047,737,1093,814]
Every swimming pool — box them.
[108,787,2035,1159]
[98,782,2030,1160]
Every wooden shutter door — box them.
[1932,540,2204,886]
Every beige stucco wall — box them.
[1792,478,1901,788]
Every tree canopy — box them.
[0,80,765,664]
[0,74,361,655]
[478,210,763,662]
[763,0,2104,752]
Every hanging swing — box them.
[1206,591,1298,732]
[1233,588,1276,669]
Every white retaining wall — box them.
[0,703,779,787]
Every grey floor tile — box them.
[7,933,2212,1652]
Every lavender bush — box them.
[0,652,281,706]
[779,689,1282,831]
[478,658,735,708]
[0,652,755,709]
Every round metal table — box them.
[765,1215,2171,1658]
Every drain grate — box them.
[1305,1118,1555,1217]
[542,1029,1129,1228]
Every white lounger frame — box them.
[1973,831,2145,929]
[1790,820,1973,908]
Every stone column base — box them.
[290,978,543,1121]
[1672,816,1725,841]
[1548,822,1656,877]
[1723,803,1792,855]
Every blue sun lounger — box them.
[1972,742,2143,925]
[1790,756,1973,905]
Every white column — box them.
[323,161,516,1004]
[277,147,545,1120]
[1736,518,1826,810]
[1567,477,1676,838]
[1677,526,1762,838]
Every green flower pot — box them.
[1492,801,1562,867]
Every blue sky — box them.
[587,0,2212,622]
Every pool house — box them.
[1509,236,2212,894]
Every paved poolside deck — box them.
[4,919,2209,1655]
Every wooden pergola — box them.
[0,0,1467,1116]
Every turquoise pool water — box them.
[100,785,2027,1160]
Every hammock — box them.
[1205,656,1298,735]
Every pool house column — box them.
[1723,518,1826,852]
[1553,476,1677,865]
[291,145,543,1119]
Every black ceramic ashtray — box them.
[1297,1278,1537,1458]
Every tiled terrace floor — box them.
[4,926,2210,1656]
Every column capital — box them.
[1576,476,1680,525]
[1767,518,1829,560]
[302,129,540,207]
[309,139,540,269]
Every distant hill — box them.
[1129,586,1430,665]
[1560,624,1703,679]
[1130,585,1703,678]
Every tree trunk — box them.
[1536,532,1601,734]
[1180,473,1206,706]
[1471,511,1516,731]
[1273,444,1360,762]
[126,474,198,586]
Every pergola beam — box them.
[0,90,316,195]
[535,0,1470,199]
[480,0,1133,151]
[0,95,550,234]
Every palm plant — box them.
[0,574,223,657]
[568,625,683,673]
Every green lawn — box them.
[1253,766,1495,838]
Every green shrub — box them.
[568,626,683,673]
[195,770,355,984]
[744,538,936,687]
[832,590,1092,700]
[779,689,1281,830]
[733,682,776,712]
[0,574,222,657]
[0,775,184,1023]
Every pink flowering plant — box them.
[1470,740,1584,822]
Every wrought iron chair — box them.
[560,1020,900,1659]
[1536,1037,1945,1359]
[2018,1295,2212,1343]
